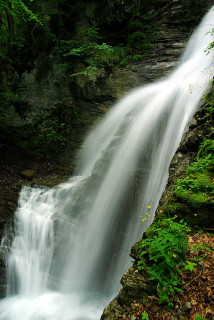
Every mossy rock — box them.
[174,190,213,208]
[195,206,214,227]
[171,162,214,226]
[163,197,191,216]
[198,139,214,157]
[118,267,155,305]
[130,239,144,260]
[101,297,124,320]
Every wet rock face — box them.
[0,201,15,298]
[18,61,75,114]
[0,252,6,298]
[98,0,212,36]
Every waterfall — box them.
[0,6,213,320]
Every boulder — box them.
[20,169,37,180]
[118,267,156,304]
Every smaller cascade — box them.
[4,186,57,297]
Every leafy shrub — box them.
[137,218,190,305]
[0,91,29,131]
[198,139,214,158]
[132,54,143,61]
[58,24,114,76]
[127,17,155,51]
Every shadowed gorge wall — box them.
[0,0,213,162]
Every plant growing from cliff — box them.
[127,20,155,52]
[137,218,190,306]
[60,24,114,76]
[198,139,214,158]
[206,27,214,53]
[0,91,28,130]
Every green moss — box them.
[195,172,213,192]
[177,171,213,192]
[163,198,190,216]
[171,135,214,212]
[174,168,213,209]
[174,189,213,209]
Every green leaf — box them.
[141,312,149,320]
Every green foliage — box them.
[192,243,212,254]
[194,315,206,320]
[27,103,78,151]
[183,261,197,272]
[43,127,67,146]
[59,22,147,75]
[11,0,42,24]
[0,92,78,154]
[0,0,158,75]
[206,41,214,52]
[56,7,157,74]
[0,0,42,57]
[188,155,213,173]
[199,82,214,120]
[57,24,114,76]
[132,54,143,61]
[127,15,155,52]
[175,191,211,208]
[0,0,63,70]
[59,23,147,76]
[174,138,214,209]
[176,171,213,193]
[0,0,41,30]
[137,218,190,305]
[0,91,28,127]
[108,46,130,65]
[198,139,214,158]
[206,27,214,53]
[141,311,149,320]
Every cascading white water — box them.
[0,6,213,320]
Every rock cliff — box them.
[0,0,213,163]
